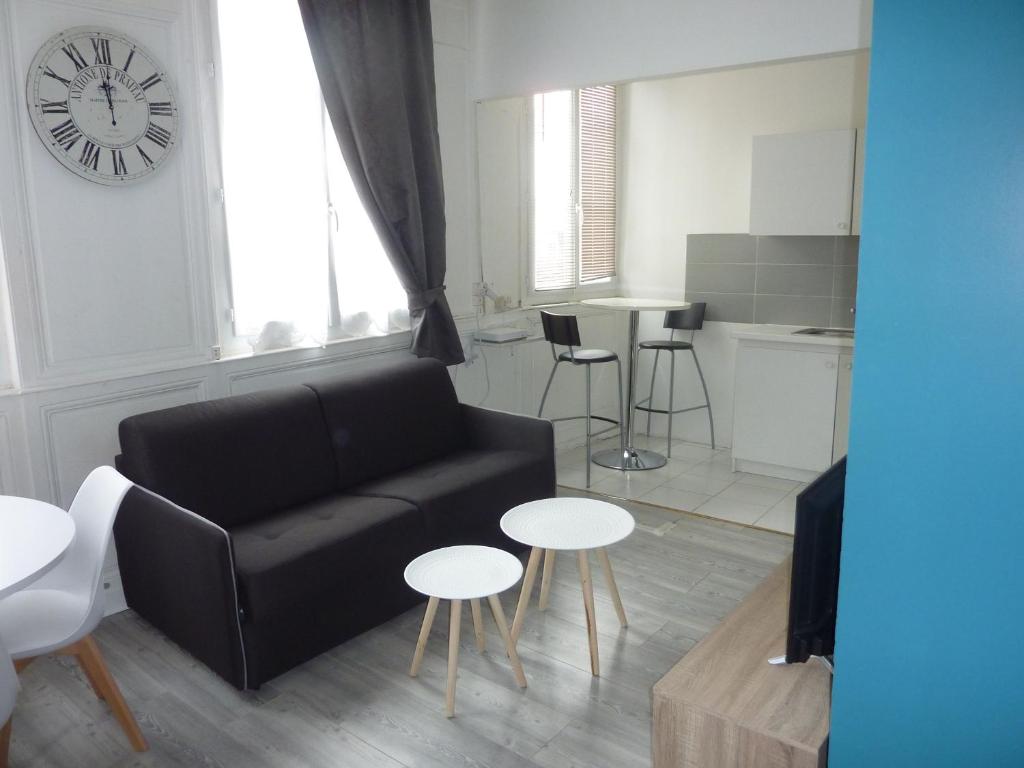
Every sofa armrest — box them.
[461,404,555,460]
[112,486,249,689]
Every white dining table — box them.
[580,296,691,471]
[0,496,76,601]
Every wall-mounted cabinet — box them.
[749,128,863,236]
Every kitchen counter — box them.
[732,324,854,349]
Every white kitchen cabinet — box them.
[832,353,853,460]
[733,345,840,476]
[749,128,858,236]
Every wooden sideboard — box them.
[653,557,831,768]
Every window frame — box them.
[524,87,619,307]
[204,0,407,360]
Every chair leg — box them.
[585,364,592,488]
[72,635,148,752]
[470,599,486,652]
[691,348,715,449]
[511,547,543,642]
[577,551,600,676]
[1,717,10,768]
[410,596,440,676]
[539,548,556,610]
[646,349,661,438]
[487,595,527,688]
[446,600,462,718]
[615,358,625,459]
[537,360,560,418]
[596,548,628,627]
[667,351,676,458]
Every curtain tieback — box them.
[407,285,446,311]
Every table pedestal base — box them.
[592,447,667,471]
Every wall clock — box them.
[26,27,179,185]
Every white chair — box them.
[0,466,147,753]
[1,642,17,768]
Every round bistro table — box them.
[404,545,527,717]
[0,496,76,601]
[580,297,691,471]
[501,497,635,676]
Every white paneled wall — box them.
[0,0,524,608]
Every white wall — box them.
[619,53,869,297]
[0,0,484,608]
[470,0,872,99]
[620,53,868,446]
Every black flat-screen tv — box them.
[784,456,846,665]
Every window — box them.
[530,86,617,296]
[216,1,405,348]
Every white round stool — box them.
[404,545,527,717]
[500,497,635,676]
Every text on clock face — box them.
[27,27,178,184]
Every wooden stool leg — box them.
[487,595,527,688]
[577,550,600,676]
[73,635,148,751]
[410,596,440,677]
[470,599,486,652]
[446,600,462,718]
[511,547,543,642]
[539,549,556,610]
[597,547,628,627]
[1,718,11,768]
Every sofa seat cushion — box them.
[349,449,549,550]
[231,494,427,620]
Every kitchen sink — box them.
[793,327,854,338]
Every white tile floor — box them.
[556,435,806,535]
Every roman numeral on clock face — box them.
[91,37,112,66]
[139,73,162,91]
[123,47,136,72]
[144,122,172,149]
[149,101,174,117]
[137,144,154,168]
[50,119,82,150]
[61,42,88,72]
[111,149,128,176]
[44,66,71,87]
[40,99,69,114]
[79,141,101,171]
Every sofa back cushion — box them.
[306,357,464,489]
[118,386,337,528]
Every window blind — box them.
[578,86,617,283]
[532,91,577,291]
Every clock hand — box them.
[101,71,117,127]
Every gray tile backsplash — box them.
[684,234,859,328]
[685,234,756,264]
[685,263,756,293]
[754,295,833,327]
[684,291,755,323]
[756,236,836,266]
[756,264,835,296]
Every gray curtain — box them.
[298,0,464,365]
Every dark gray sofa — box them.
[112,357,554,689]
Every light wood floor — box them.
[7,490,792,768]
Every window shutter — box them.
[531,91,577,291]
[578,85,617,283]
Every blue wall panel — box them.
[830,2,1024,765]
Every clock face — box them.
[26,27,178,185]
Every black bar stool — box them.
[537,311,625,488]
[634,302,715,456]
